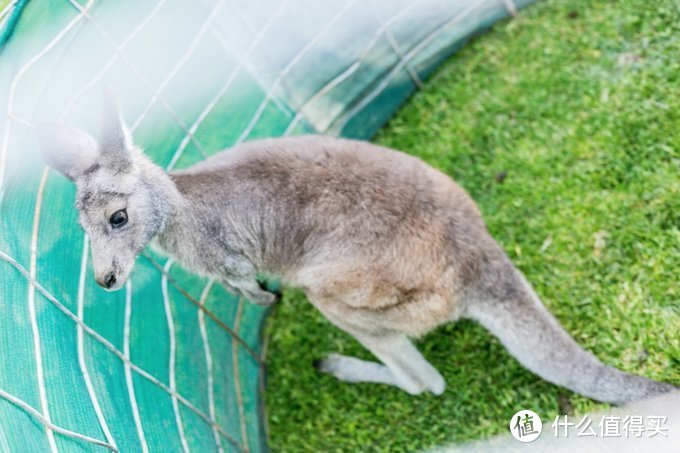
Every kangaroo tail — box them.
[465,254,676,405]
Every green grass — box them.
[265,0,680,450]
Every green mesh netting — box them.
[0,0,532,451]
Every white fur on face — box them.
[37,94,177,290]
[75,151,170,290]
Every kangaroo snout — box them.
[96,271,118,290]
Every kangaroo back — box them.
[465,250,676,405]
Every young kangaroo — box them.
[37,97,675,405]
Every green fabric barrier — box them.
[0,0,533,451]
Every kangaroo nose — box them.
[102,272,116,289]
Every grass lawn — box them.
[265,0,680,450]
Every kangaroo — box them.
[36,96,676,404]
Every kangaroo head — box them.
[37,95,179,291]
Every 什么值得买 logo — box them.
[510,409,543,443]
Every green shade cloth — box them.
[0,0,532,451]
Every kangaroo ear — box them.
[36,121,99,181]
[99,89,133,172]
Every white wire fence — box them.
[0,0,526,450]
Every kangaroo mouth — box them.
[96,265,132,292]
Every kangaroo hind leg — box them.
[316,332,445,396]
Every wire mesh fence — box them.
[0,0,531,450]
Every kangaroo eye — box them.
[109,209,128,228]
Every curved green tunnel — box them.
[0,0,532,451]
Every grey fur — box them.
[36,100,676,405]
